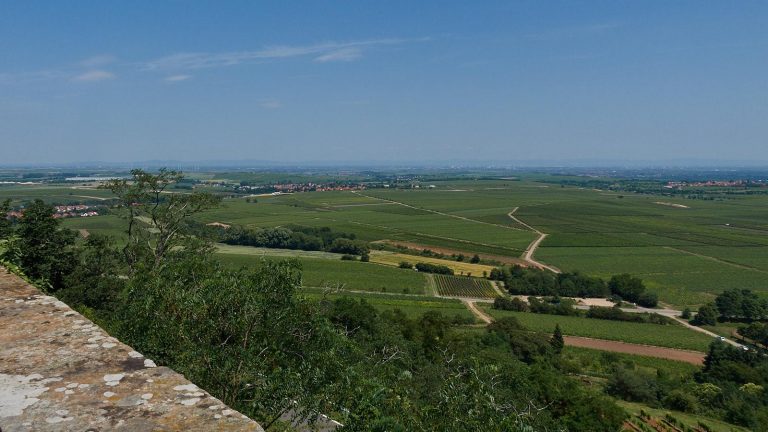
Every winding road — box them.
[508,207,560,273]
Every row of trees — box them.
[490,265,658,307]
[414,262,454,275]
[0,169,628,431]
[493,296,672,324]
[220,224,370,256]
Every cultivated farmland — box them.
[433,274,498,298]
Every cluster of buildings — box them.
[53,205,99,219]
[664,180,765,189]
[234,182,365,193]
[4,205,100,220]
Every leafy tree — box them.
[738,322,768,346]
[59,235,125,312]
[0,198,12,239]
[606,367,659,404]
[102,168,220,271]
[608,273,646,303]
[681,307,692,319]
[550,324,564,354]
[4,199,76,289]
[637,292,658,308]
[692,303,718,326]
[715,289,767,321]
[470,254,480,264]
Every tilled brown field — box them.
[564,335,706,365]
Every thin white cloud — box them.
[165,74,191,82]
[141,38,419,71]
[314,48,362,63]
[1,37,429,85]
[72,70,115,82]
[260,99,282,109]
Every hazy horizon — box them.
[2,1,767,165]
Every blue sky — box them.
[1,1,767,165]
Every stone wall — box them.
[0,267,262,431]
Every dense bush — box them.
[608,273,646,304]
[414,262,454,275]
[692,303,718,326]
[637,292,659,308]
[493,296,529,312]
[587,306,672,324]
[528,296,579,316]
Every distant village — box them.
[664,179,767,189]
[6,204,101,220]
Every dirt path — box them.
[664,246,768,274]
[351,191,527,231]
[463,300,493,324]
[425,274,439,296]
[461,301,711,363]
[78,229,90,238]
[73,195,109,201]
[508,207,560,273]
[564,336,706,365]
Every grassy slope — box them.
[619,401,750,432]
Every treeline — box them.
[493,296,672,324]
[692,288,768,326]
[219,224,370,256]
[490,265,658,307]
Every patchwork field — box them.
[10,175,768,308]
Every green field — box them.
[0,184,114,205]
[433,274,497,298]
[562,346,699,379]
[301,288,476,322]
[480,306,714,351]
[217,253,429,294]
[10,175,768,308]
